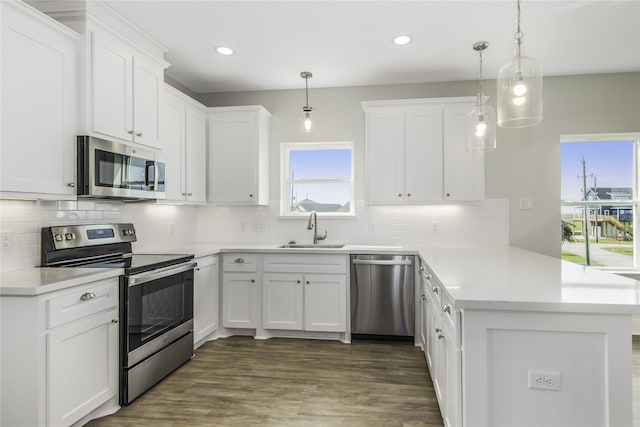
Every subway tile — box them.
[56,201,77,211]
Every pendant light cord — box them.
[515,0,523,69]
[305,76,309,108]
[477,49,484,106]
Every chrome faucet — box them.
[307,211,327,244]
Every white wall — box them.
[0,199,198,272]
[194,72,640,258]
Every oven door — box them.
[124,261,195,368]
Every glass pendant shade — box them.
[467,103,496,152]
[302,110,313,133]
[497,51,543,128]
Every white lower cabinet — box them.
[262,254,348,333]
[194,255,219,346]
[222,254,260,329]
[1,277,120,427]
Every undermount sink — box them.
[279,244,345,249]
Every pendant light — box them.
[497,0,543,128]
[300,71,313,133]
[467,41,496,152]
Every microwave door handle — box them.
[145,161,155,190]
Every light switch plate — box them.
[519,197,534,210]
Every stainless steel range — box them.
[41,223,196,405]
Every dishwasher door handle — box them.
[352,259,413,266]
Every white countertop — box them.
[0,267,123,296]
[417,245,640,314]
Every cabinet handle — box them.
[438,334,445,340]
[425,274,432,280]
[187,193,193,196]
[136,132,143,137]
[435,328,442,333]
[432,286,438,294]
[111,319,119,324]
[80,292,95,301]
[67,182,75,187]
[234,258,245,264]
[442,304,451,313]
[419,266,425,272]
[128,130,135,135]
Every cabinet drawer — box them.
[423,269,442,307]
[263,254,347,274]
[439,290,459,347]
[222,254,259,272]
[47,278,118,329]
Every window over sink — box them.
[560,133,638,270]
[280,142,354,216]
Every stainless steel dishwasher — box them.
[350,255,415,337]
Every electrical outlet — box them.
[1,232,13,251]
[251,222,265,232]
[528,369,561,391]
[519,197,534,210]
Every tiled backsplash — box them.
[0,200,198,272]
[196,198,510,248]
[0,198,509,272]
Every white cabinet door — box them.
[194,256,219,346]
[304,274,346,332]
[92,30,133,142]
[47,308,118,427]
[405,106,443,202]
[161,89,187,201]
[0,1,78,198]
[443,324,462,427]
[366,107,404,203]
[133,54,163,148]
[263,273,303,330]
[443,107,485,202]
[222,273,259,328]
[91,30,164,148]
[185,105,207,203]
[208,107,270,205]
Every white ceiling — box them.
[107,0,640,94]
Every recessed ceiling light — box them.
[392,35,412,46]
[215,46,235,56]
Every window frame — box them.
[560,133,639,271]
[280,141,355,217]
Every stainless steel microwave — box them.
[77,136,166,200]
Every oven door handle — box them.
[128,261,197,287]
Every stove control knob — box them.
[54,234,64,242]
[64,233,74,241]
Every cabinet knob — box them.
[297,280,301,284]
[407,193,411,197]
[249,194,254,198]
[421,295,426,301]
[128,130,135,135]
[398,193,402,197]
[111,319,119,324]
[251,279,255,283]
[419,266,425,272]
[432,286,438,294]
[195,267,201,271]
[446,193,451,197]
[234,258,245,264]
[136,132,143,137]
[187,193,193,196]
[442,304,451,313]
[425,274,432,280]
[438,334,445,340]
[67,182,75,187]
[435,328,442,333]
[306,281,310,285]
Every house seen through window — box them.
[560,135,638,269]
[281,142,354,216]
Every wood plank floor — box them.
[88,336,640,427]
[87,337,444,427]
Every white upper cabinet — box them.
[91,29,165,148]
[161,86,207,203]
[362,97,484,204]
[208,106,271,205]
[0,1,79,199]
[443,106,485,201]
